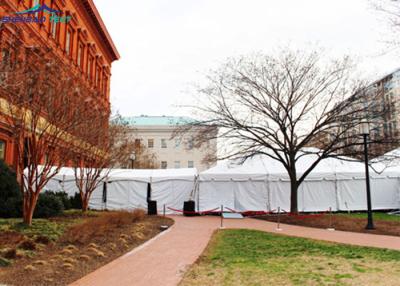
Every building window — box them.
[148,139,154,148]
[187,137,194,150]
[161,139,167,148]
[103,75,108,96]
[188,161,194,168]
[174,161,180,169]
[0,140,5,161]
[65,29,72,56]
[134,139,141,148]
[175,138,180,148]
[51,21,57,40]
[87,56,93,80]
[77,42,84,68]
[161,161,167,169]
[50,2,60,40]
[98,67,102,87]
[95,66,99,87]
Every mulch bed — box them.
[0,215,173,286]
[0,231,26,247]
[255,214,400,236]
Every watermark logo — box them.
[2,4,71,24]
[16,4,61,15]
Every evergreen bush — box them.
[0,160,22,218]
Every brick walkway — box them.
[71,215,400,286]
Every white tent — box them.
[41,150,400,214]
[198,151,400,212]
[44,168,198,213]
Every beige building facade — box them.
[122,116,217,171]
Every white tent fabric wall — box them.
[39,151,400,213]
[198,180,236,211]
[268,180,291,212]
[370,177,400,209]
[150,169,198,214]
[43,167,76,195]
[197,150,400,212]
[88,180,149,211]
[336,177,400,211]
[151,179,195,214]
[43,167,198,213]
[235,179,269,211]
[298,180,338,212]
[95,169,152,211]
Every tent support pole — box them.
[220,205,224,228]
[327,207,335,231]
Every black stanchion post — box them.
[163,204,166,217]
[277,206,282,231]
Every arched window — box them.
[0,140,5,161]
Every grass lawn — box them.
[337,212,400,222]
[180,229,400,286]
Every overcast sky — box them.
[94,0,398,117]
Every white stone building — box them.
[121,115,217,171]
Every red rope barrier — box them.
[166,205,330,219]
[167,206,220,215]
[224,207,277,217]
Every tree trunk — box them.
[82,197,89,213]
[290,180,298,214]
[23,192,38,226]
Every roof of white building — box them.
[120,115,196,126]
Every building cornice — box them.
[77,0,120,61]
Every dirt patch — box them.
[256,214,400,236]
[0,231,26,247]
[0,213,173,286]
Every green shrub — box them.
[0,257,11,267]
[0,160,22,218]
[52,191,72,210]
[69,192,82,210]
[34,192,64,218]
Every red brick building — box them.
[0,0,119,167]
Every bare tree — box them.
[114,120,160,169]
[70,115,135,212]
[185,49,390,213]
[130,141,159,169]
[0,38,94,224]
[373,0,400,49]
[172,124,218,168]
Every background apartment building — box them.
[312,68,400,158]
[351,68,400,157]
[121,115,217,171]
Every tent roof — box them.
[48,167,198,183]
[371,148,400,174]
[200,150,372,181]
